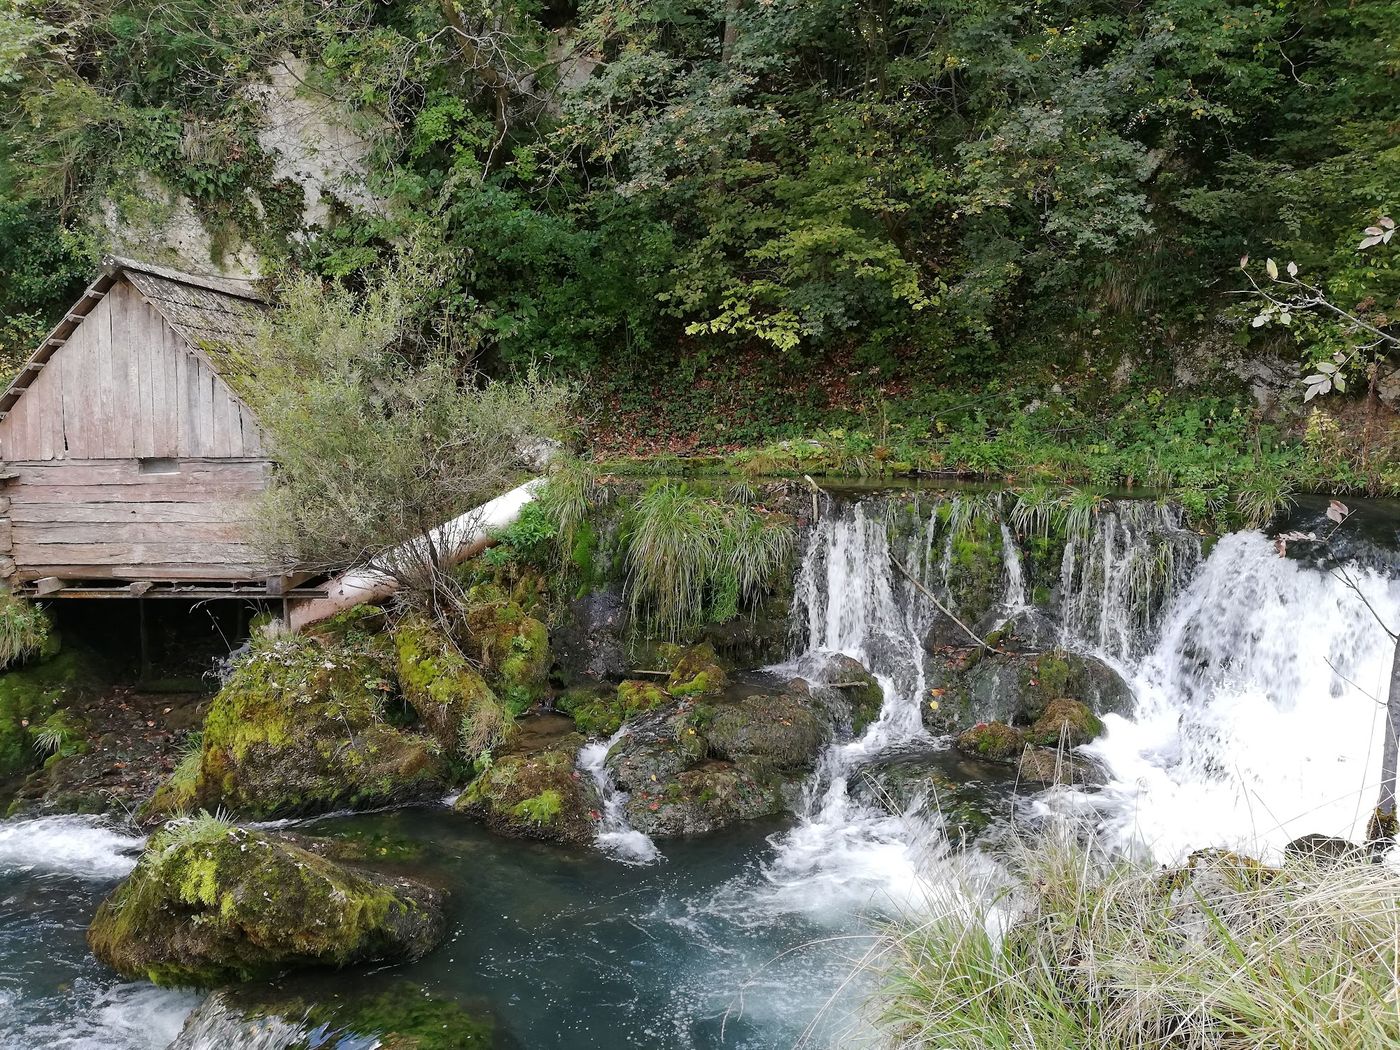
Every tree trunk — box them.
[721,0,744,65]
[1369,632,1400,854]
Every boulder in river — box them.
[455,714,598,844]
[394,612,513,760]
[88,819,445,987]
[556,679,670,738]
[1027,699,1104,747]
[954,721,1026,763]
[1016,745,1106,787]
[149,612,448,822]
[666,643,730,698]
[463,590,552,715]
[171,983,511,1049]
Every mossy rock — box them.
[455,719,597,844]
[465,597,551,715]
[1028,699,1104,747]
[954,722,1026,763]
[393,613,512,761]
[705,693,829,776]
[88,822,445,987]
[172,984,503,1050]
[666,643,729,698]
[0,646,107,782]
[1017,746,1106,787]
[817,654,884,734]
[557,679,670,738]
[623,762,785,838]
[163,626,447,821]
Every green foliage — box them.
[245,252,574,590]
[0,593,52,670]
[625,482,793,639]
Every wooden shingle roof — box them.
[0,258,267,421]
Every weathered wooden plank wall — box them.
[0,281,264,462]
[3,458,272,581]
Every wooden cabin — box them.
[0,258,315,599]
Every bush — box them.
[246,249,574,595]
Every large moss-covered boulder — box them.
[666,643,729,698]
[88,821,445,987]
[0,646,106,782]
[393,613,512,760]
[704,692,829,776]
[606,682,833,838]
[1017,745,1106,787]
[455,715,598,844]
[556,679,670,739]
[465,592,551,715]
[1028,698,1105,747]
[159,619,447,821]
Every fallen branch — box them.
[889,557,1000,655]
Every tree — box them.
[244,250,574,612]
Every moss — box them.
[944,517,1004,624]
[464,597,551,714]
[955,721,1026,763]
[559,679,670,738]
[87,822,444,987]
[456,733,595,843]
[1029,699,1105,747]
[667,643,729,698]
[393,613,511,762]
[170,628,446,820]
[705,693,829,774]
[0,646,106,781]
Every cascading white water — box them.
[999,521,1029,617]
[0,816,145,880]
[1077,530,1400,860]
[578,727,662,865]
[763,498,951,915]
[1058,501,1200,661]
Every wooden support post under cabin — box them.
[138,598,151,682]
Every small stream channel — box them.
[1,487,1397,1049]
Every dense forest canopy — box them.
[0,0,1396,428]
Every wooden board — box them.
[0,277,268,460]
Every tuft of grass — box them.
[625,481,793,639]
[874,829,1400,1049]
[1234,472,1296,529]
[0,592,51,670]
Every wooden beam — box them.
[34,576,67,595]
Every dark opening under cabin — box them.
[0,258,316,600]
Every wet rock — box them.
[1284,834,1368,865]
[1016,746,1106,787]
[922,649,1132,736]
[810,654,884,734]
[705,691,830,776]
[1028,699,1104,747]
[148,613,447,822]
[88,821,445,987]
[606,681,832,838]
[666,643,729,698]
[394,613,512,761]
[455,714,598,844]
[171,982,511,1050]
[954,722,1026,763]
[1162,849,1277,943]
[552,590,628,683]
[852,749,1018,843]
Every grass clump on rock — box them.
[875,831,1400,1049]
[88,815,445,987]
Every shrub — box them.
[0,592,51,669]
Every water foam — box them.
[0,816,144,880]
[578,726,663,865]
[1079,531,1400,860]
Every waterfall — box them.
[998,521,1028,618]
[1058,500,1201,661]
[1081,531,1400,860]
[578,727,662,865]
[763,497,949,915]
